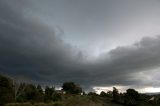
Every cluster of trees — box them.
[1,74,160,106]
[0,75,82,106]
[100,87,159,106]
[99,87,141,106]
[112,87,140,106]
[62,82,82,94]
[88,87,141,106]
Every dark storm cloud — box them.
[0,0,87,84]
[90,36,160,87]
[1,0,160,90]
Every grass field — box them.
[5,95,123,106]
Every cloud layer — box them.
[0,0,160,91]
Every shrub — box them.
[6,103,32,106]
[47,103,64,106]
[33,103,46,106]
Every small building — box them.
[149,97,155,101]
[56,90,66,94]
[148,96,158,105]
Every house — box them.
[56,90,66,94]
[148,96,159,105]
[149,97,155,101]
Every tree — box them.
[124,89,139,106]
[13,81,27,102]
[62,82,82,94]
[126,89,139,100]
[112,87,119,103]
[106,91,112,97]
[52,93,62,101]
[15,83,27,102]
[37,85,43,94]
[35,85,44,102]
[44,86,55,102]
[100,91,107,97]
[0,75,14,105]
[24,84,40,102]
[88,92,98,96]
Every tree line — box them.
[0,74,159,106]
[0,75,82,106]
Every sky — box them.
[1,0,160,93]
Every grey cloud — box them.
[0,1,87,85]
[1,0,160,90]
[91,36,160,87]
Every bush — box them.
[62,82,82,94]
[46,103,64,106]
[53,103,63,106]
[52,93,62,101]
[33,103,46,106]
[6,103,32,106]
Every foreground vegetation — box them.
[0,74,159,106]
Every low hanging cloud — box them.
[90,36,160,87]
[1,0,160,90]
[0,0,86,84]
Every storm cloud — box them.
[1,0,160,91]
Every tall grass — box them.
[6,103,32,106]
[6,103,63,106]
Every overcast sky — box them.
[1,0,160,93]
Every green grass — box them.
[6,95,155,106]
[6,103,64,106]
[5,95,157,106]
[5,95,105,106]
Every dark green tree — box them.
[88,92,98,96]
[14,83,45,103]
[112,87,119,103]
[100,91,107,97]
[0,75,14,106]
[15,83,27,102]
[44,86,55,102]
[24,84,39,102]
[126,89,139,100]
[52,93,62,101]
[62,82,82,94]
[35,84,44,102]
[106,91,112,97]
[124,89,139,106]
[37,85,43,94]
